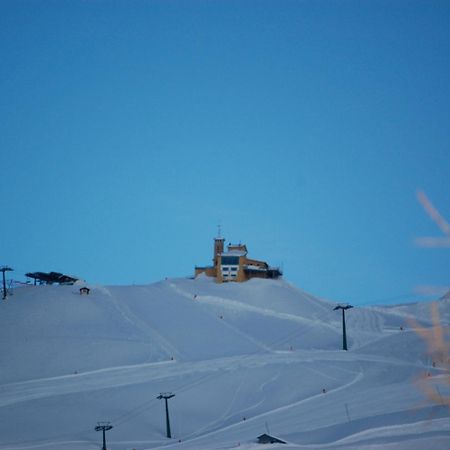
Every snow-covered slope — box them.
[0,277,448,449]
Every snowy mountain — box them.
[0,277,449,449]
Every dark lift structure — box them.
[95,422,113,450]
[157,393,175,438]
[25,271,79,285]
[333,304,353,351]
[1,266,13,300]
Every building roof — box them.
[227,243,248,252]
[256,433,286,444]
[244,265,267,272]
[25,272,79,285]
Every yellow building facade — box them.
[195,237,282,283]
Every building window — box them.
[221,256,239,265]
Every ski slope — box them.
[0,276,449,449]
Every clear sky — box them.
[1,0,449,306]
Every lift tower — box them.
[157,393,175,438]
[1,266,13,300]
[333,304,353,350]
[95,422,113,450]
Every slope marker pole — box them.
[345,403,351,422]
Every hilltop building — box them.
[195,236,282,283]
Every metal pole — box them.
[95,422,113,450]
[2,270,6,300]
[333,304,353,351]
[342,308,347,351]
[157,393,175,438]
[165,397,171,438]
[1,266,13,300]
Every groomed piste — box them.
[0,276,449,449]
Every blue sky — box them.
[1,0,449,305]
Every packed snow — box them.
[0,276,448,449]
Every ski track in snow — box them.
[170,280,337,329]
[0,347,430,409]
[1,279,449,450]
[169,282,275,353]
[0,353,304,407]
[185,377,249,439]
[196,294,334,328]
[185,370,284,442]
[103,287,182,361]
[329,417,450,446]
[157,364,366,450]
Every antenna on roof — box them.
[217,224,222,238]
